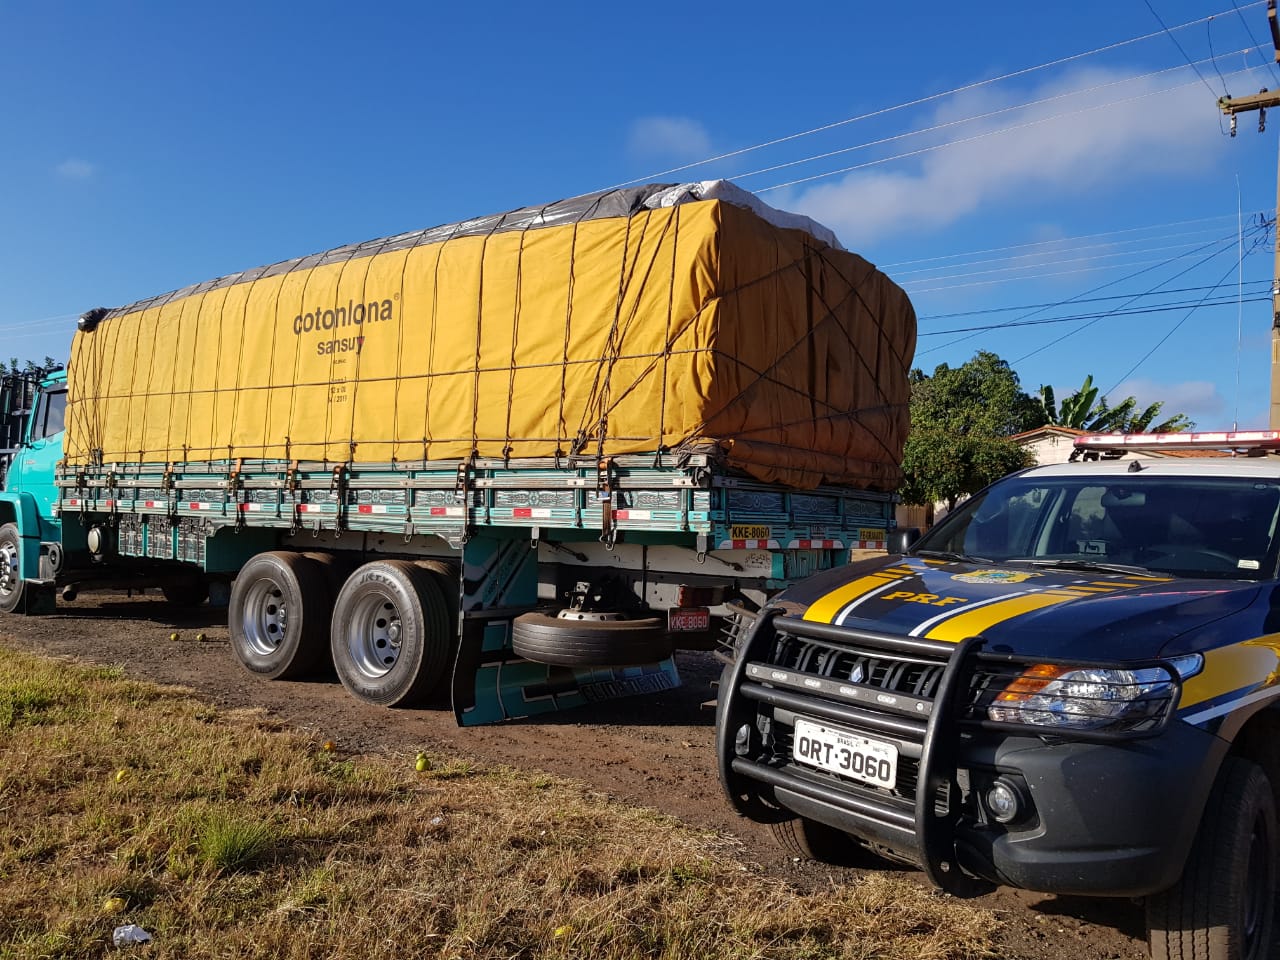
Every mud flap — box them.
[449,533,681,726]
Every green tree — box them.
[900,351,1040,509]
[1036,375,1193,433]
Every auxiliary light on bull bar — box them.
[1073,430,1280,456]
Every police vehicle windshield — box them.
[914,475,1280,581]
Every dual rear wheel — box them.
[228,552,457,707]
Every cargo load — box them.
[65,181,915,489]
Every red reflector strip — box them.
[66,499,80,507]
[512,508,552,519]
[356,504,389,514]
[717,539,781,550]
[614,509,652,521]
[785,539,846,549]
[428,506,464,517]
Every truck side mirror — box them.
[887,528,920,554]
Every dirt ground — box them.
[1,594,1151,960]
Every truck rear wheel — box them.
[229,552,331,680]
[0,523,25,614]
[162,574,209,608]
[511,611,671,666]
[330,560,455,707]
[1145,756,1277,960]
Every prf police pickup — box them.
[717,432,1280,960]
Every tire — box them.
[769,817,868,866]
[162,574,209,608]
[330,559,455,707]
[1146,756,1277,960]
[511,612,672,667]
[229,552,331,680]
[0,523,25,614]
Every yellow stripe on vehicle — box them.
[1179,636,1280,711]
[923,591,1080,643]
[803,571,910,623]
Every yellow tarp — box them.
[65,196,915,489]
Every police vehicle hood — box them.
[780,555,1262,662]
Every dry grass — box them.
[0,646,996,959]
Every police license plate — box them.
[792,718,898,790]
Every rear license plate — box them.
[792,718,898,790]
[729,524,771,541]
[668,607,710,632]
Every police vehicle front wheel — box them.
[1145,756,1277,960]
[768,816,868,867]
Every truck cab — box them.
[0,369,66,613]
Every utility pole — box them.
[1219,0,1280,427]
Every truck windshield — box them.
[914,474,1280,581]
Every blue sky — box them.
[3,1,1278,429]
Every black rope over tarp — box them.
[63,183,914,488]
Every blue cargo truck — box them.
[0,182,914,725]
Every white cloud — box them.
[1108,377,1226,427]
[627,116,712,162]
[787,66,1221,248]
[55,159,96,180]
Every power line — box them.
[724,50,1256,188]
[1143,0,1223,96]
[917,295,1268,336]
[758,66,1263,193]
[602,2,1265,191]
[1101,230,1271,395]
[1011,230,1263,364]
[916,281,1270,321]
[917,225,1260,359]
[1231,0,1280,84]
[880,210,1266,270]
[899,234,1257,287]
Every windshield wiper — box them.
[1003,558,1154,576]
[912,549,993,563]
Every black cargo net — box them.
[64,184,913,488]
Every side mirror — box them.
[886,528,920,554]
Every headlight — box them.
[987,655,1201,732]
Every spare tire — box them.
[511,612,672,667]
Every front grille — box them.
[772,626,945,701]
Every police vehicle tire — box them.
[0,523,25,614]
[768,817,868,866]
[330,559,454,707]
[511,612,671,666]
[1145,756,1277,960]
[229,551,331,680]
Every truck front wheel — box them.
[0,523,25,614]
[229,552,331,680]
[1145,756,1277,960]
[330,560,454,707]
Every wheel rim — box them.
[344,590,404,680]
[1241,809,1273,960]
[239,577,289,656]
[0,538,18,601]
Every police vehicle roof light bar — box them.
[1074,431,1280,454]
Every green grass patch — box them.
[0,645,996,960]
